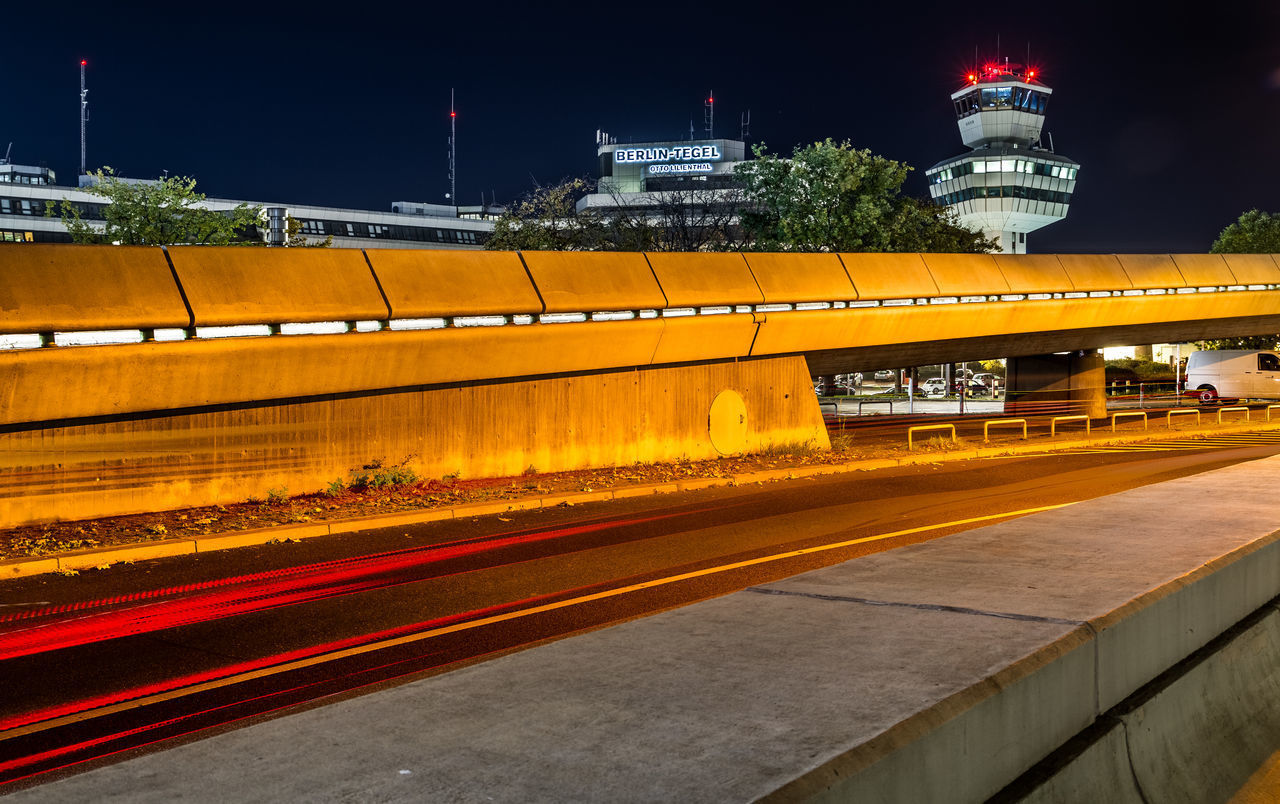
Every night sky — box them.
[5,1,1278,253]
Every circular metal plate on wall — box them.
[708,390,748,455]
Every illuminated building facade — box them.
[576,135,747,217]
[0,155,496,248]
[925,62,1079,254]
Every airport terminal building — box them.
[0,158,497,249]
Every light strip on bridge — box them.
[5,281,1280,350]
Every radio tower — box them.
[447,89,456,204]
[79,60,88,176]
[704,90,714,138]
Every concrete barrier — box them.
[364,249,543,318]
[839,252,937,299]
[742,253,854,304]
[921,252,1009,296]
[1014,603,1280,803]
[645,252,763,308]
[0,244,189,333]
[1055,253,1131,293]
[1171,253,1235,287]
[520,251,666,313]
[167,246,388,325]
[1117,254,1187,290]
[1001,721,1147,803]
[1220,253,1280,285]
[994,254,1073,295]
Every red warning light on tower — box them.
[80,60,87,66]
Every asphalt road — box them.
[4,432,1280,790]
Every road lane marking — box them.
[1058,433,1280,455]
[0,502,1073,742]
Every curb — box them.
[5,418,1280,581]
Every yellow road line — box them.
[0,502,1073,741]
[1065,436,1280,455]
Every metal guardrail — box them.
[858,399,895,415]
[1166,409,1201,427]
[1110,411,1148,432]
[1267,404,1280,422]
[982,418,1027,441]
[1050,415,1091,437]
[1217,406,1250,424]
[907,423,956,450]
[1138,382,1182,408]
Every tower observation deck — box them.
[926,62,1079,254]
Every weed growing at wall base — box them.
[756,440,820,458]
[348,459,419,490]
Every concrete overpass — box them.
[2,245,1279,526]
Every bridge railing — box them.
[4,248,1280,345]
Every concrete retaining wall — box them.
[0,355,826,526]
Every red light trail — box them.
[0,508,704,662]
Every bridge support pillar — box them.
[1004,350,1105,419]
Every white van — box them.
[1183,350,1280,403]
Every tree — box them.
[734,139,996,253]
[1204,210,1280,349]
[284,216,333,248]
[486,177,748,252]
[49,167,262,246]
[884,197,997,253]
[485,178,610,251]
[632,185,748,252]
[1210,209,1280,255]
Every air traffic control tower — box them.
[926,62,1079,253]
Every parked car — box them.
[919,377,947,395]
[873,370,895,381]
[955,378,985,396]
[972,373,1002,391]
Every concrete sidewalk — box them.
[12,456,1280,803]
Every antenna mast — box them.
[740,109,750,142]
[79,60,88,176]
[448,89,457,204]
[704,90,714,138]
